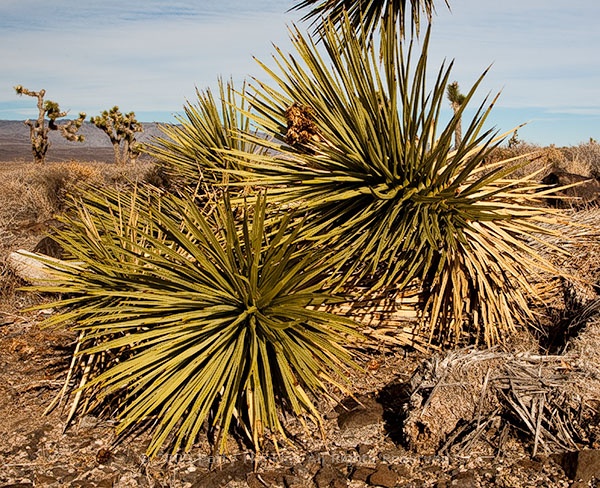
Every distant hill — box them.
[0,120,167,163]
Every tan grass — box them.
[489,141,600,181]
[0,159,156,312]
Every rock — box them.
[313,465,348,488]
[336,395,384,432]
[7,250,83,286]
[190,460,251,487]
[246,473,265,488]
[451,469,477,488]
[50,467,77,483]
[249,470,288,487]
[283,474,305,488]
[351,466,376,482]
[553,449,600,484]
[541,171,600,208]
[96,476,119,488]
[356,444,373,456]
[367,464,399,488]
[291,463,314,480]
[33,474,56,485]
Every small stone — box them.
[302,457,322,477]
[451,469,477,488]
[351,466,376,482]
[434,477,451,488]
[246,473,264,488]
[96,476,119,488]
[34,474,56,486]
[284,474,304,488]
[292,463,312,479]
[378,448,405,464]
[517,458,543,471]
[253,470,287,487]
[356,444,373,456]
[314,465,348,488]
[325,409,340,420]
[50,467,77,483]
[368,464,399,488]
[553,449,600,483]
[96,447,112,464]
[337,396,384,432]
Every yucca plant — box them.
[292,0,450,39]
[38,186,362,457]
[145,78,267,191]
[225,19,563,346]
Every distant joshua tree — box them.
[14,85,86,164]
[446,81,466,148]
[90,106,143,165]
[508,130,522,148]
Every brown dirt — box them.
[0,157,596,487]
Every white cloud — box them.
[1,1,298,117]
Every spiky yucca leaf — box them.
[226,20,564,345]
[292,0,450,39]
[38,187,361,456]
[145,79,267,189]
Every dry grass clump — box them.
[0,259,25,309]
[96,160,155,190]
[567,304,600,392]
[529,207,600,315]
[27,161,103,213]
[403,342,598,458]
[0,162,102,228]
[0,160,157,312]
[0,161,156,230]
[488,140,600,181]
[560,140,600,178]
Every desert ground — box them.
[1,130,600,487]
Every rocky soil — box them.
[2,273,598,487]
[0,314,586,488]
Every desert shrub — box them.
[39,187,362,456]
[226,20,565,346]
[560,140,600,177]
[96,161,155,190]
[486,143,543,177]
[23,2,573,461]
[0,168,53,226]
[27,161,102,213]
[488,141,600,182]
[145,80,268,192]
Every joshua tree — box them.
[446,81,466,147]
[508,130,522,148]
[90,106,143,165]
[14,85,86,164]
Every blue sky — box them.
[1,0,599,146]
